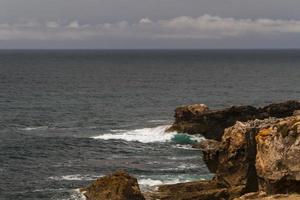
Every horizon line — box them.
[1,48,300,51]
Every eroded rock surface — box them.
[81,170,145,200]
[198,115,300,198]
[167,101,300,140]
[256,115,300,194]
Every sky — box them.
[1,0,300,49]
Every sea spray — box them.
[91,125,177,143]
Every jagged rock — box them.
[197,115,300,198]
[81,170,145,200]
[195,118,279,198]
[167,101,300,141]
[210,120,265,196]
[256,115,300,194]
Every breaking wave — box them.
[91,125,177,143]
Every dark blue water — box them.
[1,50,300,199]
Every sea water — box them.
[1,49,300,199]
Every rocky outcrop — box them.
[167,101,300,141]
[81,170,145,200]
[84,101,300,200]
[197,115,300,199]
[256,115,300,194]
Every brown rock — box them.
[82,170,145,200]
[198,115,300,197]
[167,101,300,141]
[148,180,229,200]
[234,192,300,200]
[193,139,221,173]
[197,118,280,197]
[256,116,300,194]
[211,120,265,196]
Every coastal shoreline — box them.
[82,100,300,200]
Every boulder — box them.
[81,170,145,200]
[167,101,300,141]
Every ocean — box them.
[1,49,300,199]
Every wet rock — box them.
[81,170,145,200]
[167,101,300,141]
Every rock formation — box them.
[81,170,145,200]
[196,115,300,199]
[167,100,300,140]
[256,115,300,194]
[84,101,300,200]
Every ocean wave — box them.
[49,174,100,181]
[166,155,200,160]
[147,119,171,123]
[138,177,200,187]
[21,126,49,131]
[66,189,86,200]
[50,189,86,200]
[91,125,177,143]
[173,144,202,150]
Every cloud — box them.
[1,15,300,41]
[67,21,80,29]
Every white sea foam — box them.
[138,178,196,187]
[67,189,86,200]
[49,174,99,181]
[166,156,200,160]
[21,126,48,131]
[173,144,202,150]
[91,125,177,143]
[138,178,164,186]
[147,119,171,123]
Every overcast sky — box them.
[1,0,300,49]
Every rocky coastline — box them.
[82,100,300,200]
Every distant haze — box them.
[1,0,300,49]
